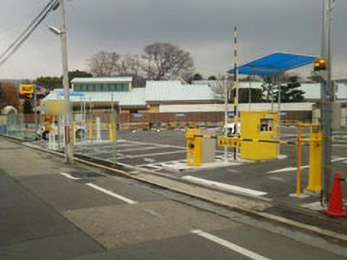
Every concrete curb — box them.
[2,135,347,244]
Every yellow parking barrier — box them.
[72,122,77,145]
[109,123,114,142]
[89,120,93,139]
[306,125,322,192]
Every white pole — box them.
[96,117,101,141]
[224,77,228,162]
[278,75,282,156]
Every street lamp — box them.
[48,26,61,35]
[49,0,73,163]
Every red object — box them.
[323,172,346,217]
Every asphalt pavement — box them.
[1,137,346,259]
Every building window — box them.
[87,84,93,91]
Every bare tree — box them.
[141,43,194,80]
[119,54,142,76]
[88,51,121,77]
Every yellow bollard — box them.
[89,120,93,139]
[109,123,114,142]
[306,125,322,192]
[72,122,77,145]
[185,128,202,166]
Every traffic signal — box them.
[314,58,327,71]
[19,93,34,99]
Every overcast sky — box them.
[0,0,346,80]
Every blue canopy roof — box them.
[228,52,316,76]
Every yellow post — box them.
[89,120,93,139]
[306,125,322,192]
[109,123,114,142]
[185,129,202,166]
[296,124,302,196]
[72,122,77,145]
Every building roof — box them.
[71,77,133,83]
[145,81,214,102]
[44,88,146,106]
[44,80,215,107]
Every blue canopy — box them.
[228,52,316,76]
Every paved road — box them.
[0,138,346,259]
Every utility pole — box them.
[321,0,335,202]
[59,0,73,163]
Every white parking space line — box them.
[86,183,137,204]
[192,230,271,260]
[123,139,186,150]
[268,176,285,182]
[143,158,157,163]
[267,157,347,174]
[182,176,267,197]
[124,150,186,159]
[60,172,80,180]
[119,146,175,153]
[331,157,347,162]
[137,159,187,167]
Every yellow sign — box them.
[20,84,34,94]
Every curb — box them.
[2,135,347,244]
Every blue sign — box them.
[175,113,186,117]
[280,112,287,116]
[133,113,143,118]
[228,112,234,116]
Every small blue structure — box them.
[228,52,316,75]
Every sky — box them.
[0,0,346,80]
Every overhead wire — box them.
[0,0,59,66]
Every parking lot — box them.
[70,127,347,208]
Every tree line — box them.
[87,42,194,81]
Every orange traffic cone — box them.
[322,172,346,217]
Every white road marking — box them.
[331,157,347,162]
[192,230,271,260]
[182,176,267,197]
[267,157,347,174]
[227,168,240,173]
[120,146,181,152]
[268,176,285,182]
[60,172,80,180]
[137,159,187,167]
[267,166,307,174]
[86,183,137,204]
[122,139,186,150]
[124,150,185,159]
[144,157,156,163]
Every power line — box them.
[0,0,58,66]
